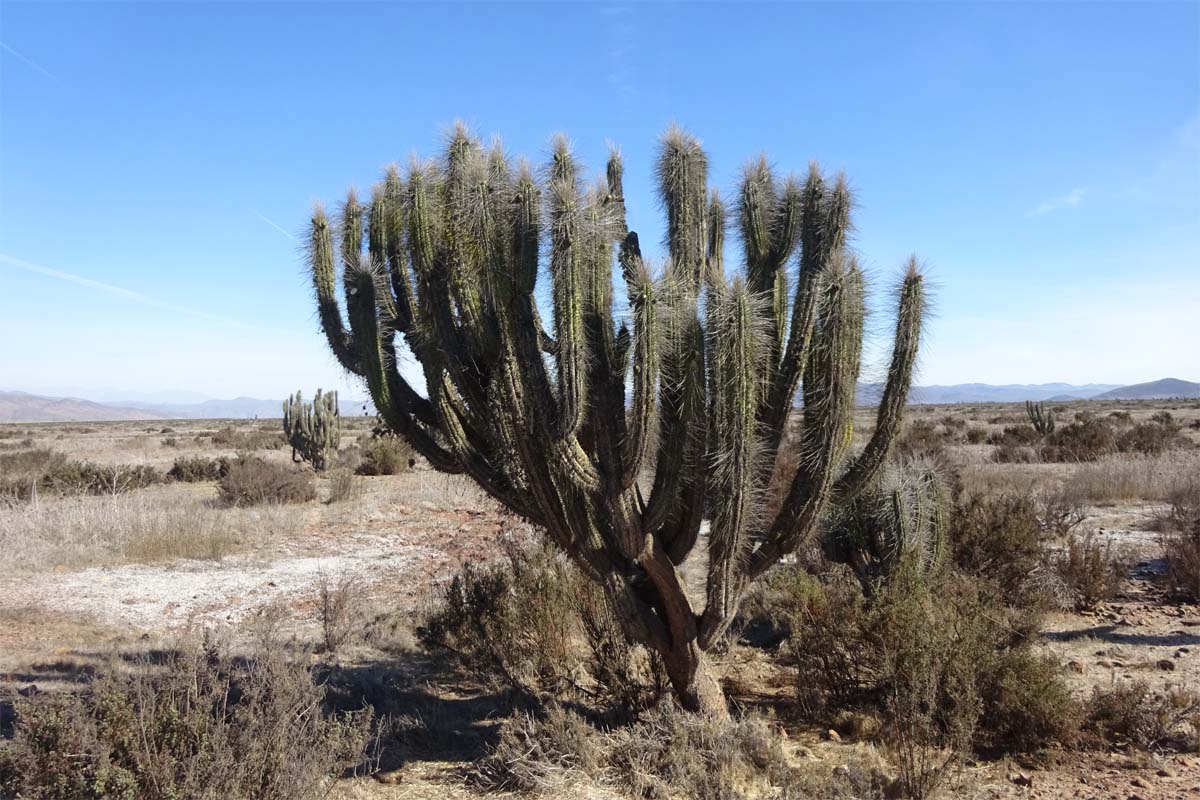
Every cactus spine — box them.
[282,389,340,471]
[1026,400,1056,435]
[823,459,948,593]
[303,125,929,715]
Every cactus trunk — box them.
[301,124,930,713]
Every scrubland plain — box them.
[1,399,1199,799]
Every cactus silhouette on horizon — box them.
[283,389,340,472]
[302,124,929,715]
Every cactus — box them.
[823,458,948,593]
[302,125,929,715]
[282,389,340,471]
[1026,400,1056,435]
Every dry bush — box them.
[950,489,1062,610]
[217,455,316,506]
[896,419,952,461]
[992,442,1038,464]
[0,644,373,800]
[1040,413,1116,462]
[1083,681,1200,751]
[418,539,665,713]
[1036,487,1086,538]
[211,425,284,450]
[965,426,989,445]
[1117,412,1188,456]
[0,449,161,503]
[318,573,364,655]
[475,703,791,800]
[354,433,414,476]
[1053,533,1129,611]
[167,455,230,482]
[1163,473,1200,600]
[325,467,362,504]
[778,567,1076,763]
[987,424,1041,448]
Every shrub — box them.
[781,568,1076,765]
[418,540,665,713]
[354,433,414,476]
[950,489,1061,610]
[1041,414,1115,462]
[1084,682,1200,751]
[44,461,162,496]
[217,455,316,506]
[965,426,988,444]
[896,419,951,461]
[475,703,790,800]
[318,574,363,655]
[1053,532,1128,611]
[1164,475,1200,600]
[0,645,372,800]
[211,426,284,450]
[167,455,230,482]
[325,467,362,504]
[1035,487,1086,538]
[1118,417,1185,456]
[992,442,1037,463]
[987,424,1040,447]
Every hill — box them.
[1090,378,1200,400]
[0,391,167,423]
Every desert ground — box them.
[2,399,1199,799]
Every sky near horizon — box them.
[1,1,1197,402]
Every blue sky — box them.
[1,1,1196,401]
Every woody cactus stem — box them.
[1026,400,1056,436]
[304,124,930,716]
[283,389,340,471]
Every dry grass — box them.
[0,484,300,572]
[1062,450,1197,505]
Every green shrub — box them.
[0,645,372,800]
[167,455,230,482]
[987,424,1040,447]
[217,455,316,506]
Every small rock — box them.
[826,729,841,742]
[1009,772,1033,787]
[1159,658,1177,671]
[1098,659,1114,668]
[1132,776,1150,789]
[833,765,850,777]
[1068,660,1085,674]
[1159,767,1175,778]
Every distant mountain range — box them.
[0,391,373,423]
[2,379,1197,423]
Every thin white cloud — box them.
[1028,187,1086,217]
[0,42,58,81]
[0,252,265,331]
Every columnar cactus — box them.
[304,125,929,715]
[823,458,948,593]
[1026,400,1056,435]
[282,389,340,471]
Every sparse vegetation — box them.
[217,454,316,506]
[0,643,373,799]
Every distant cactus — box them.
[823,459,948,592]
[282,389,340,471]
[1025,400,1056,435]
[301,125,930,715]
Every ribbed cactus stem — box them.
[282,389,340,472]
